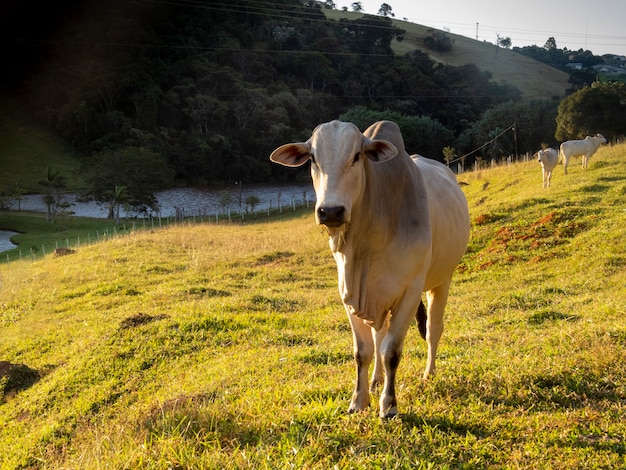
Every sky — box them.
[334,0,626,57]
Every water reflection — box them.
[9,183,314,219]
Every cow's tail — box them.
[416,300,427,340]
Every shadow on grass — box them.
[400,412,490,438]
[143,393,264,450]
[0,361,41,402]
[492,370,622,411]
[578,184,610,193]
[527,309,579,325]
[298,350,352,366]
[597,175,624,183]
[430,362,625,414]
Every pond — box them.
[8,183,315,219]
[0,230,19,253]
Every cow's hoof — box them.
[348,401,369,414]
[348,405,366,414]
[379,407,398,419]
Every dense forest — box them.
[0,0,607,188]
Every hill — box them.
[1,143,625,468]
[1,0,575,192]
[0,94,84,193]
[325,10,570,101]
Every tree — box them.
[378,3,394,17]
[340,107,454,161]
[442,146,457,167]
[555,81,626,141]
[38,166,67,223]
[219,189,232,215]
[245,195,260,213]
[351,2,363,12]
[424,31,454,52]
[109,185,129,224]
[339,15,404,55]
[457,100,558,165]
[544,37,557,50]
[567,68,598,93]
[82,147,175,219]
[498,37,512,49]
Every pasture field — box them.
[1,144,625,469]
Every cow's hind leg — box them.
[416,300,427,339]
[347,314,374,413]
[423,280,452,379]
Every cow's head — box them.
[536,150,546,163]
[270,120,397,231]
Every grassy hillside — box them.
[1,145,625,468]
[0,94,84,193]
[325,10,570,100]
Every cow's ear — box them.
[270,143,311,167]
[363,139,397,163]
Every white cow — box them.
[270,120,470,418]
[536,148,559,188]
[559,134,606,174]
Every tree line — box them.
[4,0,626,219]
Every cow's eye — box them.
[310,153,317,166]
[353,152,361,164]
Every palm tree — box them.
[38,166,66,222]
[108,185,129,224]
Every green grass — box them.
[0,211,126,262]
[1,145,625,469]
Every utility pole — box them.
[476,22,479,41]
[495,33,500,57]
[513,122,518,159]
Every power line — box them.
[448,123,517,165]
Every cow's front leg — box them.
[347,314,374,413]
[379,298,421,418]
[380,342,401,418]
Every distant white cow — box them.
[559,134,606,174]
[536,148,559,188]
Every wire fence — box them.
[1,154,539,264]
[1,197,313,264]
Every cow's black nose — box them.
[317,205,346,226]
